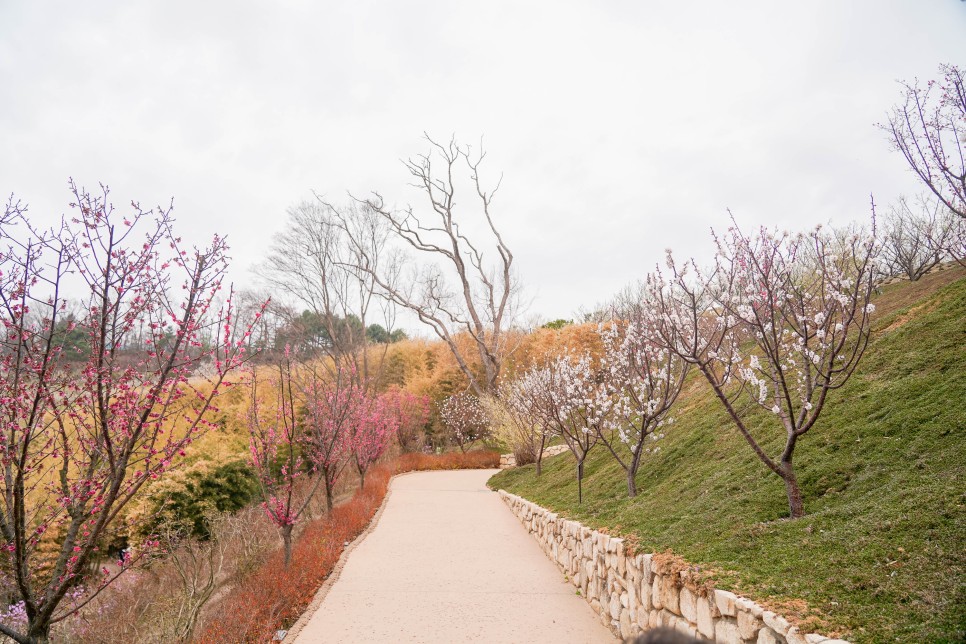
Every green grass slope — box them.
[490,267,966,643]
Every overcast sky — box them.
[1,1,964,328]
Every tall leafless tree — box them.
[883,64,966,219]
[258,200,395,383]
[335,135,523,396]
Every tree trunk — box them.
[324,475,335,513]
[281,524,293,566]
[626,469,638,498]
[27,623,50,644]
[535,455,542,476]
[359,468,367,490]
[781,462,805,519]
[577,459,584,504]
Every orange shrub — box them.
[197,451,498,643]
[394,450,500,471]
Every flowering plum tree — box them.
[380,386,430,452]
[0,183,256,643]
[524,353,608,503]
[301,366,363,513]
[597,315,689,498]
[883,64,966,219]
[350,394,397,489]
[651,220,878,517]
[439,392,489,452]
[494,373,551,474]
[247,352,322,566]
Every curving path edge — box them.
[290,469,616,643]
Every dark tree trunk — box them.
[27,623,51,644]
[577,459,584,504]
[781,461,805,519]
[324,473,335,513]
[626,450,643,498]
[281,524,294,566]
[626,469,638,498]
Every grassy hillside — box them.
[490,267,966,643]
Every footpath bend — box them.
[291,469,616,643]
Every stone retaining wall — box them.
[499,444,570,469]
[499,491,849,644]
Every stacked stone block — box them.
[498,491,849,644]
[499,444,571,469]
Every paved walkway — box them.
[292,469,616,643]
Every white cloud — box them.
[1,0,963,326]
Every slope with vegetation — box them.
[489,267,966,643]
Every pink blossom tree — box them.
[380,386,430,452]
[883,64,966,219]
[247,351,322,566]
[650,219,878,518]
[350,394,397,489]
[301,366,362,512]
[0,183,257,643]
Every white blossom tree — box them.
[942,212,966,268]
[650,218,879,518]
[524,354,609,503]
[493,372,551,474]
[439,392,489,452]
[597,314,689,497]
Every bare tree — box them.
[259,200,395,383]
[233,289,288,354]
[882,194,957,280]
[930,211,966,268]
[336,135,522,396]
[160,513,242,642]
[883,64,966,219]
[650,218,878,518]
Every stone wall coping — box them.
[497,489,851,644]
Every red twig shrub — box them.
[197,451,498,643]
[393,450,499,472]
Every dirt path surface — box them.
[291,469,616,643]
